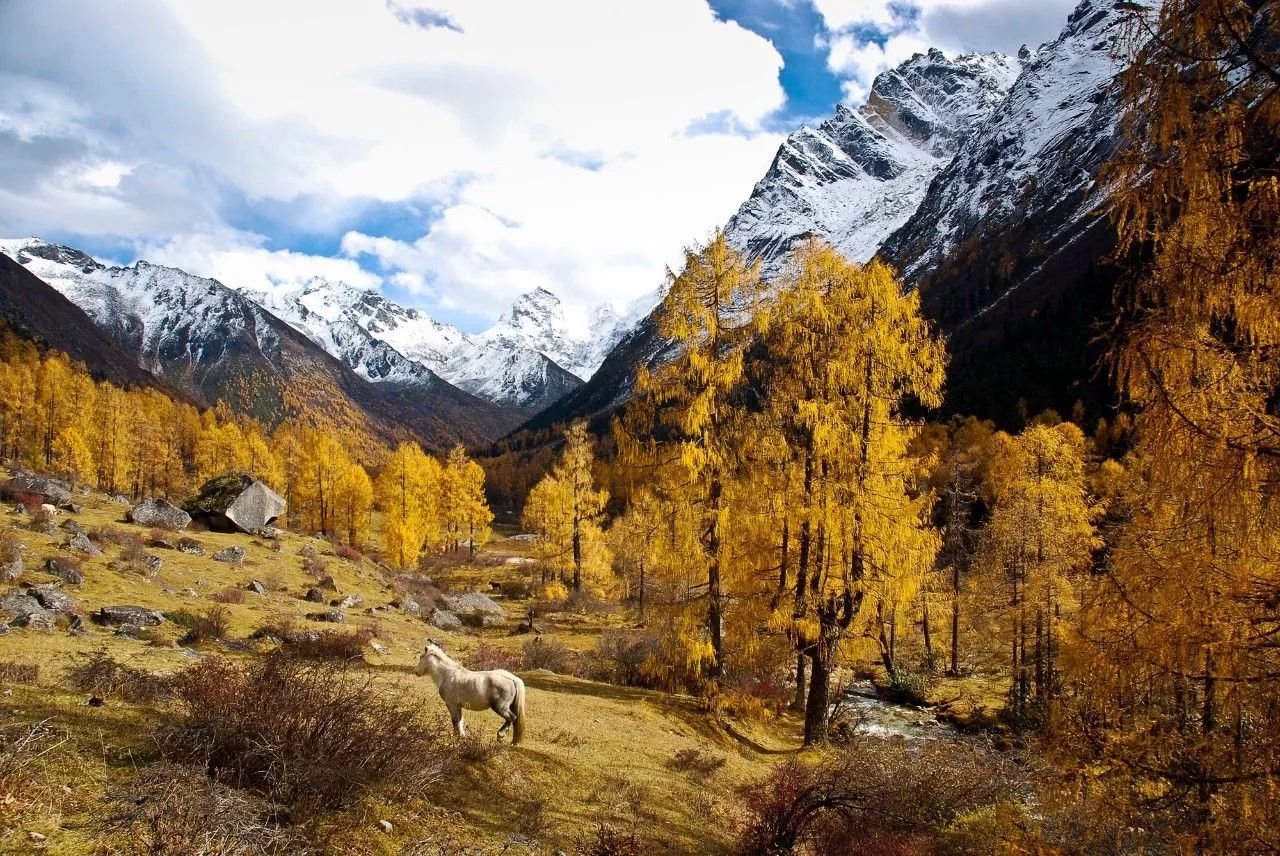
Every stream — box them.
[838,680,961,740]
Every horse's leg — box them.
[447,701,466,738]
[490,697,515,742]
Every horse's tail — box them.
[513,678,527,746]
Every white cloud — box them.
[140,230,382,296]
[815,0,1075,100]
[1,0,788,325]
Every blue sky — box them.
[0,0,1076,332]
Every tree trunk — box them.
[802,646,830,746]
[571,520,582,590]
[792,650,807,711]
[922,595,934,669]
[706,472,725,680]
[950,561,962,676]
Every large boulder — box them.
[427,608,464,632]
[0,591,45,620]
[97,605,164,627]
[183,474,286,533]
[442,592,504,617]
[28,583,77,613]
[127,498,191,531]
[3,471,70,506]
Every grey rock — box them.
[4,472,71,506]
[110,494,132,505]
[68,532,102,556]
[460,612,507,629]
[127,498,191,531]
[212,546,245,565]
[442,592,504,616]
[177,538,204,556]
[142,554,163,572]
[332,593,362,609]
[0,559,21,582]
[257,526,282,540]
[44,558,84,585]
[315,575,338,591]
[97,605,164,627]
[305,609,345,624]
[29,583,77,613]
[304,587,327,603]
[247,579,267,595]
[184,475,286,533]
[9,610,54,630]
[114,623,144,638]
[427,609,464,631]
[147,537,177,550]
[402,598,422,617]
[60,518,86,535]
[0,592,45,619]
[61,502,83,514]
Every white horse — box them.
[416,640,526,745]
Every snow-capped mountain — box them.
[0,237,518,447]
[525,0,1153,433]
[725,48,1022,275]
[242,278,652,414]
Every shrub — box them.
[579,824,641,856]
[668,747,726,779]
[66,650,171,703]
[210,586,247,605]
[591,630,662,688]
[0,719,65,806]
[499,577,533,600]
[521,637,575,673]
[117,532,148,564]
[537,579,569,605]
[158,653,446,812]
[453,732,506,765]
[565,587,614,615]
[0,529,21,565]
[302,554,328,577]
[0,660,39,684]
[97,762,312,856]
[884,669,931,706]
[334,544,361,562]
[177,536,204,553]
[732,742,1027,856]
[11,490,43,513]
[468,643,520,672]
[284,629,371,661]
[166,606,230,644]
[90,524,130,546]
[27,506,54,532]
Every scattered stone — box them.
[402,598,422,617]
[212,546,245,565]
[332,593,362,609]
[127,497,191,531]
[427,609,464,632]
[44,558,83,585]
[114,623,145,639]
[370,640,389,655]
[110,494,131,506]
[60,518,86,535]
[4,471,71,505]
[316,575,338,592]
[9,505,24,515]
[10,610,54,630]
[147,537,177,550]
[304,587,327,603]
[1,558,21,582]
[247,580,267,595]
[67,532,102,557]
[177,537,204,556]
[183,474,286,533]
[97,605,164,627]
[508,533,538,542]
[28,584,77,613]
[27,831,47,843]
[61,502,83,514]
[257,526,282,540]
[0,592,45,620]
[378,820,393,834]
[87,697,103,708]
[68,614,89,635]
[142,554,163,572]
[305,609,345,624]
[442,592,504,617]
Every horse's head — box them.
[416,639,447,677]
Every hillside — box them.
[0,241,518,449]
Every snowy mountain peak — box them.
[725,47,1021,275]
